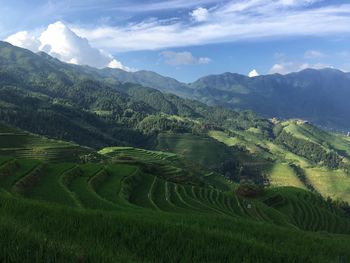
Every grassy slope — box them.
[1,157,350,262]
[304,167,350,201]
[1,191,350,263]
[0,123,349,261]
[268,163,305,189]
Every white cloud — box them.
[248,69,259,77]
[5,31,40,51]
[191,7,209,22]
[160,51,211,65]
[112,0,219,13]
[268,61,331,74]
[71,1,350,52]
[5,21,129,71]
[304,50,326,59]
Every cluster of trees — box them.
[289,164,318,193]
[326,197,350,216]
[275,131,342,169]
[215,159,242,182]
[137,115,196,134]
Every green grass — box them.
[156,133,235,167]
[95,164,139,207]
[1,189,350,262]
[0,157,350,262]
[268,163,306,189]
[129,173,157,209]
[262,187,350,233]
[0,159,40,192]
[99,147,177,161]
[1,121,350,261]
[23,163,78,206]
[303,167,350,202]
[65,164,119,210]
[0,123,91,162]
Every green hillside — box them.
[208,120,350,202]
[0,122,348,261]
[1,154,350,262]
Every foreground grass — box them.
[1,192,350,263]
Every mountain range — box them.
[0,41,266,149]
[93,64,350,132]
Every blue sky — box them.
[1,0,350,82]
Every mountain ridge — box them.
[92,62,350,131]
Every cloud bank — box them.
[268,62,331,74]
[5,21,129,70]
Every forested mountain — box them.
[189,69,350,131]
[95,68,191,97]
[0,41,269,149]
[91,63,350,131]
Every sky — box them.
[1,0,350,82]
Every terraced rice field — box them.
[0,125,91,162]
[263,187,350,233]
[99,147,178,163]
[156,133,235,167]
[1,155,350,262]
[1,157,349,235]
[99,146,192,183]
